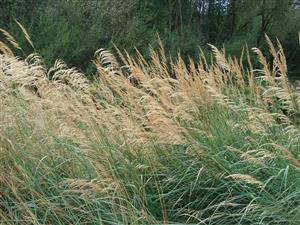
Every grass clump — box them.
[0,34,300,224]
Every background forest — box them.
[1,0,300,78]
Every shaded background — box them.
[0,0,299,79]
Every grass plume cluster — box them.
[0,34,300,224]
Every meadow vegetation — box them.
[0,32,300,224]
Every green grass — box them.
[1,102,299,224]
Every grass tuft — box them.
[0,32,300,224]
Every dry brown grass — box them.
[0,31,300,224]
[1,33,300,151]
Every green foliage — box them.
[1,0,299,76]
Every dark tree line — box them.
[0,0,299,78]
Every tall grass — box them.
[0,33,300,224]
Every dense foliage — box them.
[1,0,300,77]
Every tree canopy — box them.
[1,0,299,78]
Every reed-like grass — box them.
[0,34,300,224]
